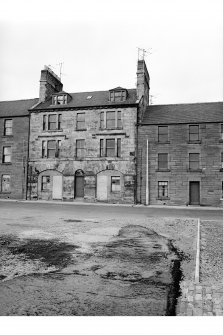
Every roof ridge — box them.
[0,97,38,103]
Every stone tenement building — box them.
[27,61,149,202]
[0,98,38,199]
[137,102,223,207]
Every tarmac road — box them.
[0,200,223,221]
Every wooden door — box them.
[75,176,84,197]
[189,181,200,205]
[52,175,63,199]
[97,175,108,201]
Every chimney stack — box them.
[39,66,63,103]
[136,60,150,122]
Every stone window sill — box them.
[156,197,170,200]
[188,169,202,172]
[0,192,11,194]
[157,141,170,144]
[43,129,63,132]
[156,169,171,172]
[2,135,13,138]
[187,141,201,144]
[1,162,12,165]
[76,128,87,131]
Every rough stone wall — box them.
[0,116,29,199]
[137,122,223,207]
[29,106,137,203]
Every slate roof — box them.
[142,102,223,125]
[32,89,137,110]
[0,98,38,117]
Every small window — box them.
[41,176,50,191]
[4,119,12,136]
[100,112,104,129]
[77,113,85,130]
[1,175,11,193]
[42,140,47,158]
[43,115,47,131]
[158,181,168,198]
[76,139,85,158]
[158,126,168,142]
[2,146,11,163]
[221,124,223,140]
[158,153,168,170]
[117,138,121,157]
[189,125,199,142]
[100,139,104,157]
[117,111,122,128]
[111,176,121,192]
[189,153,200,170]
[58,114,62,130]
[221,153,223,169]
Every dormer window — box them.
[109,87,127,102]
[52,94,68,105]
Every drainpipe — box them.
[145,138,149,205]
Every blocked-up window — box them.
[2,146,11,163]
[76,139,85,158]
[158,126,168,142]
[41,176,50,191]
[158,153,168,170]
[158,181,168,198]
[189,125,199,141]
[189,153,200,170]
[1,175,11,192]
[4,119,12,136]
[111,176,121,192]
[77,113,85,130]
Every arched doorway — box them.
[75,170,84,198]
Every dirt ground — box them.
[0,204,197,316]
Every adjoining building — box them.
[0,98,38,199]
[137,102,223,207]
[28,61,149,203]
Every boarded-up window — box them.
[111,176,121,192]
[158,126,168,142]
[76,139,85,158]
[189,153,200,170]
[189,125,199,141]
[1,175,10,192]
[158,181,168,198]
[158,153,168,170]
[4,119,12,136]
[2,146,11,163]
[77,113,85,130]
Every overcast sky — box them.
[0,0,223,104]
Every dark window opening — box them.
[158,181,168,198]
[158,153,168,170]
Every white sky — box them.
[0,0,223,104]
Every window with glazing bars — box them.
[158,153,168,170]
[189,153,200,170]
[2,146,11,163]
[158,126,168,142]
[77,113,85,130]
[189,125,199,141]
[41,176,50,191]
[158,181,168,198]
[76,140,85,158]
[42,140,61,158]
[4,119,12,136]
[100,111,122,129]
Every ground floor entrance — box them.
[52,175,63,200]
[189,181,200,205]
